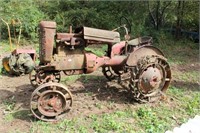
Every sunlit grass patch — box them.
[176,71,199,82]
[61,75,82,85]
[85,44,107,57]
[0,40,13,53]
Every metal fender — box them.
[126,45,164,66]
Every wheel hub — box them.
[30,83,73,121]
[139,66,162,94]
[129,55,171,103]
[38,91,66,117]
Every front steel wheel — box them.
[30,82,73,122]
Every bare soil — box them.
[0,68,136,132]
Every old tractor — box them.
[29,20,171,121]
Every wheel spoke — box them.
[30,83,72,122]
[165,78,170,81]
[65,94,72,100]
[31,101,38,109]
[41,115,44,119]
[102,66,119,81]
[36,92,42,96]
[31,78,36,81]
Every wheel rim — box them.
[37,90,67,117]
[129,55,171,102]
[102,66,118,81]
[30,82,72,121]
[29,69,61,88]
[138,64,163,94]
[29,69,38,87]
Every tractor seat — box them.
[128,36,152,46]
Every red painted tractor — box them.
[29,21,171,121]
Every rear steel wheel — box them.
[30,82,73,122]
[129,55,171,102]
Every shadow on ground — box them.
[0,84,34,122]
[68,75,135,104]
[171,80,200,92]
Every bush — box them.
[0,1,44,41]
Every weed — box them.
[3,96,16,112]
[185,94,200,115]
[94,103,103,109]
[0,40,12,52]
[135,107,169,133]
[61,75,81,85]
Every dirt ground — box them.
[0,67,135,132]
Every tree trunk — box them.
[176,1,184,39]
[156,1,160,30]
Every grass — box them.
[61,75,82,85]
[61,74,105,85]
[85,44,107,57]
[0,40,12,53]
[0,37,199,132]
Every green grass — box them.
[154,38,199,65]
[85,44,107,57]
[61,75,82,85]
[61,74,105,85]
[0,40,12,53]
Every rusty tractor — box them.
[29,20,171,121]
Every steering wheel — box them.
[120,16,131,34]
[112,17,132,41]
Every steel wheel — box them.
[102,66,118,81]
[30,82,73,122]
[129,55,171,102]
[29,69,61,88]
[29,68,38,87]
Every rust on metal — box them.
[12,49,36,61]
[126,45,164,66]
[30,82,72,122]
[83,27,120,43]
[39,21,56,63]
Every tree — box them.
[147,1,172,30]
[0,0,44,40]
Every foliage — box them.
[0,1,198,42]
[0,0,44,41]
